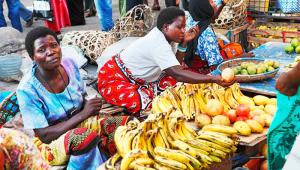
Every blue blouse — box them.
[17,58,86,129]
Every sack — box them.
[33,0,54,21]
[218,41,243,59]
[267,89,300,170]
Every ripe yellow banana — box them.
[189,95,196,119]
[146,129,157,158]
[198,131,234,145]
[123,128,140,154]
[153,128,167,148]
[202,124,238,135]
[120,149,147,170]
[154,147,191,164]
[154,163,173,170]
[197,134,232,148]
[105,153,121,170]
[154,155,187,170]
[152,97,162,114]
[209,155,222,163]
[195,139,231,153]
[114,126,128,156]
[128,157,154,169]
[224,87,239,109]
[194,90,207,113]
[210,148,227,159]
[180,122,197,140]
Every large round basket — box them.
[217,58,280,83]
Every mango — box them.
[212,115,231,126]
[253,95,270,106]
[246,120,264,133]
[233,121,252,136]
[264,104,277,115]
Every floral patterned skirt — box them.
[98,55,177,114]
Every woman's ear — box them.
[161,24,169,33]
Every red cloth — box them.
[45,0,71,33]
[98,56,177,114]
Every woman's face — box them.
[163,16,186,43]
[33,35,62,70]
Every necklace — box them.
[37,66,76,118]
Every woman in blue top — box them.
[16,27,133,169]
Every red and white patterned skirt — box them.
[98,55,177,114]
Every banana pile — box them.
[106,110,238,170]
[152,83,259,119]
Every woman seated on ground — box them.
[16,27,133,169]
[98,7,235,115]
[184,0,253,74]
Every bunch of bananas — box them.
[107,109,238,170]
[152,83,256,120]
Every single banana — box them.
[120,149,148,170]
[202,124,238,135]
[195,139,232,153]
[224,87,239,109]
[209,155,222,163]
[180,122,197,140]
[105,153,121,170]
[210,148,227,159]
[114,126,128,156]
[185,140,212,153]
[198,131,234,145]
[123,128,140,154]
[154,163,173,170]
[128,157,155,169]
[197,134,232,148]
[154,155,187,170]
[154,147,190,164]
[146,129,157,158]
[153,128,166,148]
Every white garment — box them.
[120,27,180,82]
[283,134,300,170]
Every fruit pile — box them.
[231,60,280,75]
[152,83,276,136]
[107,110,238,170]
[285,38,300,54]
[257,25,298,32]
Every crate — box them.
[214,23,249,49]
[248,22,300,48]
[247,0,300,20]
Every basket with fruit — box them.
[217,58,280,83]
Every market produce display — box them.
[285,38,300,54]
[106,111,238,170]
[231,60,280,75]
[152,83,276,136]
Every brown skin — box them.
[32,35,102,144]
[162,16,235,87]
[276,62,300,96]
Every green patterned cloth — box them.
[267,88,300,170]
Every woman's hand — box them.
[213,75,236,87]
[276,73,299,96]
[82,96,103,117]
[183,26,200,44]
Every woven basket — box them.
[0,54,22,82]
[213,0,247,29]
[0,92,19,128]
[61,4,153,63]
[217,58,279,83]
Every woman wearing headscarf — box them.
[184,0,228,74]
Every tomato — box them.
[236,104,250,117]
[236,116,248,121]
[0,148,4,169]
[223,109,237,123]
